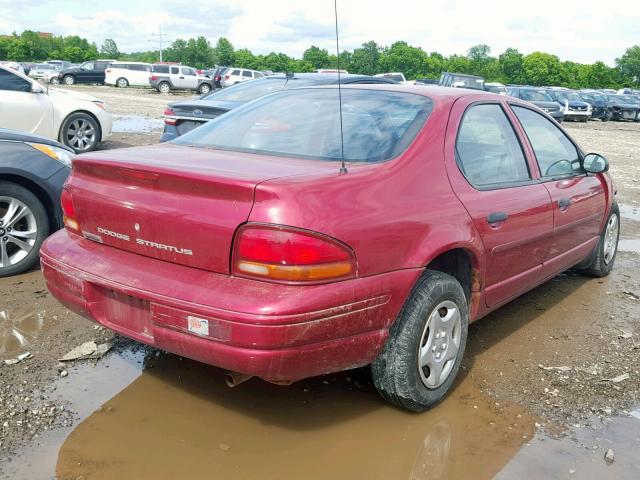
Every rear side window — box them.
[175,89,433,163]
[130,64,148,71]
[512,106,581,177]
[0,68,31,92]
[153,65,169,74]
[231,69,241,76]
[242,70,252,78]
[171,66,179,74]
[110,63,125,69]
[456,104,530,188]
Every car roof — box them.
[0,128,71,150]
[257,73,398,84]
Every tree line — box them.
[2,30,639,88]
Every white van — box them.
[105,62,152,88]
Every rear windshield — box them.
[201,77,325,102]
[175,88,433,163]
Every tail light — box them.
[224,75,230,80]
[232,224,356,284]
[150,75,158,81]
[105,69,111,73]
[61,188,79,232]
[163,107,177,125]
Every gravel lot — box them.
[1,85,639,478]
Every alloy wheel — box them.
[418,300,462,389]
[0,196,37,270]
[65,118,96,152]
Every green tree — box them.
[213,37,235,66]
[498,48,524,84]
[100,38,120,59]
[379,41,427,79]
[522,52,563,86]
[234,48,258,69]
[616,45,640,86]
[351,41,380,75]
[302,45,330,69]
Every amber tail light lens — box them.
[232,224,356,284]
[61,188,79,232]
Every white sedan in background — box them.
[0,64,112,152]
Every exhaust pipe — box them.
[225,371,253,388]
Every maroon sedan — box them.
[41,85,619,411]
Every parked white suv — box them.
[0,65,112,152]
[150,64,214,94]
[221,68,265,87]
[105,62,152,88]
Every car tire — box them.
[577,203,620,278]
[158,82,171,94]
[63,75,75,85]
[371,270,469,412]
[49,77,60,85]
[116,77,129,88]
[198,83,211,95]
[60,112,101,153]
[0,181,49,278]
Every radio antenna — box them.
[334,0,347,174]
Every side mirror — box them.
[582,153,609,173]
[31,82,46,94]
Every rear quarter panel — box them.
[250,96,485,281]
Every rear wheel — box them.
[0,182,49,278]
[116,77,129,88]
[60,112,100,153]
[372,270,468,412]
[63,75,75,85]
[577,203,620,277]
[158,82,171,94]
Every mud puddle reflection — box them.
[48,354,534,480]
[619,204,640,222]
[0,307,52,357]
[111,115,164,133]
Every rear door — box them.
[0,68,53,137]
[170,66,182,87]
[445,99,554,308]
[510,105,606,275]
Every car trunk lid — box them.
[68,144,338,273]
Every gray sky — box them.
[1,0,638,65]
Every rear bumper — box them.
[41,230,419,381]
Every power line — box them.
[150,27,168,62]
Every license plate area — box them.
[99,288,152,339]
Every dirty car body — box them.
[41,86,617,410]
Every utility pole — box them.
[151,27,168,62]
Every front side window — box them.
[456,104,530,188]
[175,89,433,163]
[182,68,196,76]
[81,62,94,70]
[0,68,31,92]
[512,106,581,177]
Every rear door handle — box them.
[487,212,508,224]
[179,76,184,79]
[558,198,571,210]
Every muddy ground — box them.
[0,86,639,479]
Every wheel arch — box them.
[422,246,482,304]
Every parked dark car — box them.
[160,73,398,142]
[507,87,564,122]
[415,78,439,85]
[438,72,485,90]
[58,60,113,85]
[605,95,640,121]
[543,89,591,122]
[0,129,72,276]
[212,67,228,89]
[42,86,618,411]
[578,91,612,121]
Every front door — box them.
[446,100,554,308]
[0,68,53,137]
[180,67,198,90]
[510,105,607,275]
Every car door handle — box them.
[487,212,508,224]
[179,76,184,79]
[558,198,571,210]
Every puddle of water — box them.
[0,307,51,357]
[47,354,535,480]
[618,239,640,254]
[619,204,640,222]
[112,115,164,133]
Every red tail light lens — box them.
[150,75,158,81]
[105,69,111,73]
[163,107,177,125]
[61,188,79,232]
[233,225,356,284]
